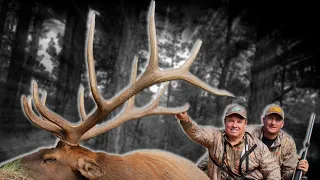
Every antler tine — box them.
[145,1,158,72]
[132,82,190,116]
[181,39,202,70]
[79,1,234,140]
[125,56,138,110]
[180,72,234,97]
[87,12,108,110]
[127,82,189,117]
[22,1,234,146]
[40,91,47,121]
[144,1,234,97]
[74,11,117,140]
[80,56,138,141]
[21,95,64,139]
[172,38,234,97]
[41,91,47,105]
[32,81,71,130]
[129,0,233,97]
[78,84,87,121]
[145,82,169,111]
[80,82,189,141]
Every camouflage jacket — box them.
[246,126,298,180]
[181,120,281,180]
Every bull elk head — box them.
[1,1,233,179]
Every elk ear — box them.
[77,158,105,179]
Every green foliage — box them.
[0,159,31,180]
[1,159,22,172]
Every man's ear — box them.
[77,158,105,179]
[262,117,266,124]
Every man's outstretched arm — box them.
[175,111,218,148]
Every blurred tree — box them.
[107,2,143,154]
[247,31,281,124]
[156,4,188,152]
[0,0,12,83]
[185,8,225,125]
[46,38,58,65]
[50,32,62,79]
[215,1,254,121]
[0,0,10,45]
[20,2,45,97]
[54,2,88,122]
[0,1,34,132]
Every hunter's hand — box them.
[297,158,309,175]
[175,112,190,122]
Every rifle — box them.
[292,113,315,180]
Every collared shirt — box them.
[180,120,281,180]
[223,136,245,176]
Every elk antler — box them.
[21,1,234,146]
[80,57,189,141]
[22,94,64,140]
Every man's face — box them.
[224,114,247,139]
[263,113,284,135]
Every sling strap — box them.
[208,133,257,180]
[239,134,257,176]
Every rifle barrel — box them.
[292,113,315,180]
[305,113,315,146]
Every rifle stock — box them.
[292,113,315,180]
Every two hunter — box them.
[176,104,281,179]
[194,104,309,180]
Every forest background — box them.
[0,0,319,179]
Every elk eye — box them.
[43,157,57,163]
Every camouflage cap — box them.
[225,104,247,119]
[264,104,284,119]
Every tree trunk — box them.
[21,12,44,95]
[247,35,280,124]
[62,5,87,122]
[215,7,236,125]
[54,6,75,116]
[0,0,10,43]
[130,118,141,149]
[1,1,33,109]
[0,1,33,132]
[54,4,87,122]
[215,55,232,125]
[163,23,178,150]
[106,6,140,154]
[0,0,10,86]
